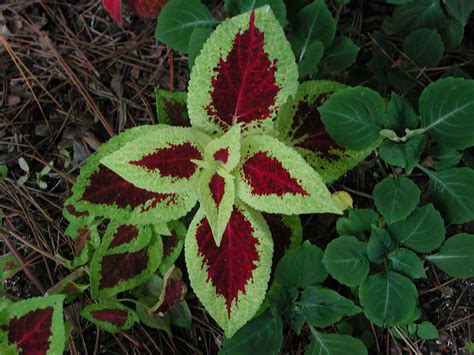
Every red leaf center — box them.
[206,12,280,128]
[196,209,260,317]
[242,152,309,196]
[109,225,139,249]
[209,173,225,206]
[99,250,149,289]
[129,142,202,179]
[8,307,54,355]
[213,148,229,164]
[90,309,128,326]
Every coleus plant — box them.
[61,6,377,339]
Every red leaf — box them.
[108,225,139,249]
[81,165,177,210]
[292,96,344,160]
[196,208,260,316]
[127,0,166,18]
[156,278,187,314]
[99,250,149,289]
[242,152,309,196]
[209,173,225,206]
[262,214,292,268]
[163,232,179,259]
[129,142,202,179]
[90,309,128,326]
[102,0,123,25]
[206,12,280,128]
[213,148,229,164]
[162,99,190,126]
[8,307,54,355]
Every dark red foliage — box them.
[262,214,292,274]
[90,309,128,326]
[209,173,225,206]
[82,165,176,210]
[109,225,139,248]
[129,142,201,179]
[213,148,229,164]
[163,232,179,259]
[63,283,80,293]
[163,100,190,126]
[206,12,280,128]
[195,209,260,317]
[8,307,54,355]
[99,250,149,289]
[156,278,187,314]
[292,95,344,160]
[102,0,122,25]
[242,152,309,196]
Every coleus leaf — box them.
[276,80,378,182]
[65,125,195,225]
[262,213,302,274]
[0,254,20,281]
[199,169,235,247]
[128,0,166,18]
[237,134,342,214]
[185,203,273,337]
[188,7,298,135]
[155,89,190,127]
[81,301,139,333]
[102,221,152,254]
[90,223,163,299]
[204,124,241,172]
[149,266,188,315]
[1,295,66,355]
[102,0,123,25]
[101,126,211,195]
[160,220,186,275]
[61,218,101,269]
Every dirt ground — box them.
[0,1,473,354]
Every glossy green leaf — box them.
[224,0,288,26]
[306,330,368,355]
[424,167,474,224]
[323,236,369,287]
[220,310,283,354]
[385,0,444,37]
[444,0,474,25]
[385,93,418,135]
[298,41,324,78]
[367,226,396,264]
[403,29,444,68]
[275,240,327,288]
[417,321,439,340]
[438,17,464,50]
[379,136,426,174]
[154,0,219,53]
[299,286,361,328]
[388,204,445,253]
[426,233,474,278]
[319,87,386,151]
[336,209,379,236]
[359,271,418,327]
[322,36,359,71]
[431,145,462,171]
[389,249,426,279]
[188,27,214,70]
[291,0,336,61]
[276,80,377,183]
[420,78,474,150]
[373,176,420,223]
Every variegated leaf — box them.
[237,134,342,215]
[81,301,139,333]
[155,89,190,127]
[199,168,235,246]
[276,80,378,182]
[160,221,187,275]
[101,126,211,195]
[188,7,298,134]
[150,266,188,315]
[204,124,241,172]
[185,203,273,337]
[65,125,196,225]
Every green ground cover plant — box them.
[1,0,474,354]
